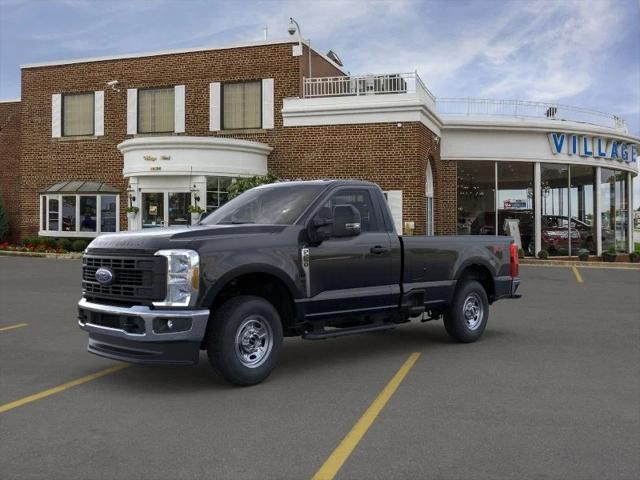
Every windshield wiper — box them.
[219,220,255,225]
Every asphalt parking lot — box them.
[0,257,639,480]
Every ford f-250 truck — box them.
[78,180,521,385]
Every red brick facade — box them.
[3,40,450,240]
[0,101,21,242]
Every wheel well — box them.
[211,273,296,333]
[458,264,495,301]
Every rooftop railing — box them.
[436,98,628,132]
[301,73,628,132]
[303,72,436,102]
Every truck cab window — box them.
[316,189,381,232]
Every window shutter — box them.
[51,94,61,138]
[209,82,221,131]
[262,78,274,129]
[174,85,185,133]
[94,91,104,136]
[385,190,403,234]
[127,88,137,134]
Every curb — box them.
[0,250,83,260]
[521,258,640,269]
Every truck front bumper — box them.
[77,298,210,365]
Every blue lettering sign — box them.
[595,138,607,157]
[631,144,638,163]
[580,136,593,157]
[548,133,565,154]
[570,135,578,155]
[610,141,619,159]
[620,143,628,162]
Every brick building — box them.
[1,38,638,254]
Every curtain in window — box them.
[63,93,94,136]
[138,88,175,133]
[223,82,261,129]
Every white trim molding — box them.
[94,90,104,136]
[51,94,62,138]
[127,88,137,135]
[262,78,275,129]
[118,136,271,178]
[174,85,186,133]
[209,82,221,131]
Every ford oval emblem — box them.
[95,267,114,285]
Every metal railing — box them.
[303,72,435,101]
[436,97,628,132]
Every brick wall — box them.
[16,41,449,239]
[0,101,21,242]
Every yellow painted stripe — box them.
[571,266,584,283]
[312,352,421,480]
[0,364,129,414]
[0,322,28,332]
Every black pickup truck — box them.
[78,180,520,385]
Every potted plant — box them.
[629,249,640,263]
[518,247,525,259]
[537,249,549,260]
[125,206,139,227]
[188,205,204,224]
[603,245,617,262]
[577,249,589,262]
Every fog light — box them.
[153,318,192,334]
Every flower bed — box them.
[0,237,90,254]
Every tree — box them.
[227,173,280,200]
[0,194,9,242]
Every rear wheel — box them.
[206,295,283,386]
[443,280,488,343]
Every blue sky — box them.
[1,0,638,204]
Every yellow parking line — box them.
[0,364,129,414]
[0,322,28,332]
[312,352,421,480]
[571,266,584,283]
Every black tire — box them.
[206,295,283,386]
[443,280,489,343]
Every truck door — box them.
[303,187,396,319]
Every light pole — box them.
[288,17,312,79]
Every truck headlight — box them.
[153,250,200,307]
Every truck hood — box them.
[86,224,287,253]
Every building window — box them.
[601,169,629,253]
[63,92,94,136]
[497,162,534,255]
[222,81,261,129]
[138,87,174,133]
[40,193,119,237]
[570,165,596,254]
[426,161,434,236]
[457,161,496,236]
[206,176,235,212]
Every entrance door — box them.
[142,192,165,228]
[168,192,190,226]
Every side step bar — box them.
[303,323,396,340]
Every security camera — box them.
[106,80,118,86]
[288,18,297,35]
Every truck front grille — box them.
[82,254,166,305]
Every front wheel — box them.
[443,280,489,343]
[206,295,283,386]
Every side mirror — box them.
[333,205,361,237]
[308,216,333,243]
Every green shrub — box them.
[227,172,279,200]
[537,249,549,260]
[58,238,73,252]
[606,244,617,254]
[0,195,9,242]
[21,236,41,246]
[517,248,525,259]
[42,237,57,248]
[577,249,589,261]
[629,252,640,263]
[71,239,88,252]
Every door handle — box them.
[370,245,389,254]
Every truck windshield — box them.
[201,184,324,225]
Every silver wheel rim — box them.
[462,293,484,331]
[234,316,273,368]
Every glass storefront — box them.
[457,161,495,236]
[497,163,534,255]
[206,176,234,212]
[601,169,628,253]
[457,160,630,255]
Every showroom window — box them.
[222,81,261,129]
[497,162,535,255]
[569,165,596,254]
[62,92,94,136]
[39,181,120,237]
[601,168,629,253]
[457,161,496,236]
[138,87,175,133]
[206,176,235,212]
